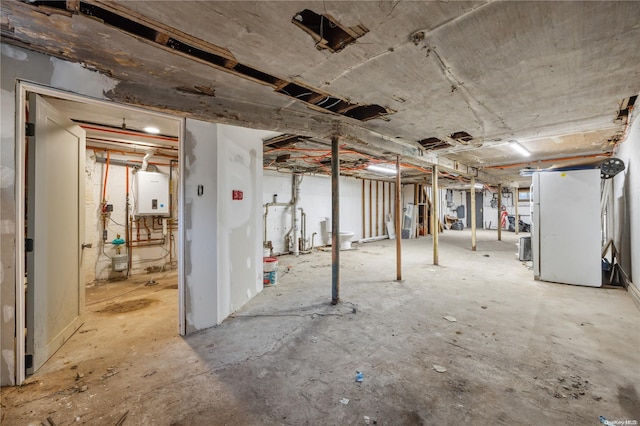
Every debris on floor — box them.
[364,415,371,424]
[339,397,350,405]
[102,367,118,379]
[432,364,447,373]
[443,315,457,322]
[355,371,364,382]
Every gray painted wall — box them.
[613,112,640,305]
[1,44,119,386]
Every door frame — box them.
[14,81,186,385]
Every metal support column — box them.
[471,176,477,251]
[331,135,340,304]
[395,156,402,281]
[515,188,519,235]
[497,184,503,241]
[432,165,439,265]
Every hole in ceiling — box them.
[450,131,474,143]
[176,85,216,97]
[344,105,389,121]
[617,95,637,120]
[418,137,450,150]
[264,134,309,149]
[276,83,390,121]
[292,9,368,52]
[232,64,285,86]
[27,1,389,122]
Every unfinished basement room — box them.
[1,1,639,425]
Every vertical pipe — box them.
[369,180,373,238]
[432,165,439,265]
[331,135,340,304]
[293,174,300,256]
[395,156,402,281]
[125,166,131,276]
[515,188,520,235]
[362,180,365,239]
[413,183,420,238]
[498,184,503,241]
[471,177,477,251]
[375,181,379,236]
[388,182,392,219]
[382,181,386,235]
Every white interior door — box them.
[26,94,86,374]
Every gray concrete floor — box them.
[2,230,639,425]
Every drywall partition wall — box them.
[183,119,219,333]
[0,44,120,386]
[613,111,640,307]
[263,171,367,254]
[182,121,264,330]
[216,125,264,322]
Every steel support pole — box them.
[395,156,402,281]
[331,136,340,304]
[471,177,477,251]
[361,180,365,239]
[432,165,439,265]
[515,188,519,235]
[497,184,503,241]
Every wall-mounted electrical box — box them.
[134,171,170,216]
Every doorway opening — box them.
[16,82,184,385]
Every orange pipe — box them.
[102,151,110,202]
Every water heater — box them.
[134,171,170,216]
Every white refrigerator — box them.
[531,169,602,287]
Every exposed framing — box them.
[14,80,185,385]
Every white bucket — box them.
[263,257,278,286]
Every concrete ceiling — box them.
[2,1,639,186]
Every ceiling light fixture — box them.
[509,141,531,157]
[143,126,160,134]
[367,164,397,175]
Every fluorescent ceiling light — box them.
[143,126,161,134]
[367,164,397,175]
[509,141,531,157]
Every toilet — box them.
[322,218,355,250]
[337,231,355,250]
[327,231,355,250]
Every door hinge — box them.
[25,354,33,370]
[25,122,35,137]
[25,238,34,253]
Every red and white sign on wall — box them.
[232,190,244,200]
